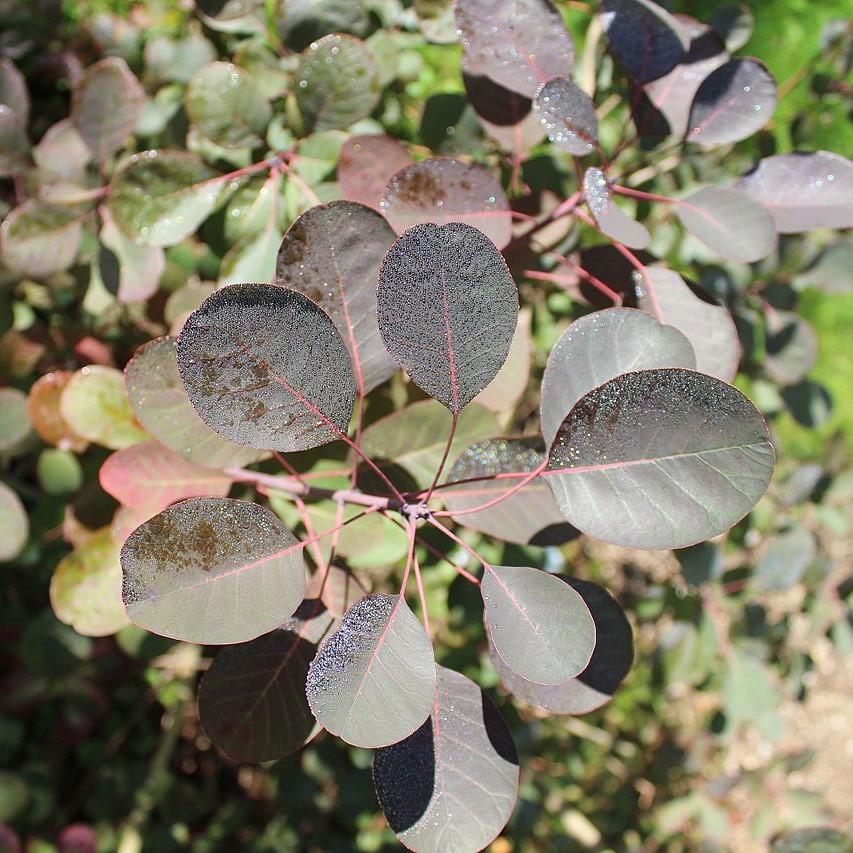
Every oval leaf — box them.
[533,76,598,155]
[541,307,695,446]
[125,336,264,470]
[490,577,633,714]
[185,61,271,149]
[99,209,165,303]
[177,283,356,452]
[338,134,413,210]
[0,59,29,127]
[764,310,818,386]
[584,167,651,249]
[0,201,82,278]
[377,222,518,414]
[120,497,306,644]
[0,104,28,176]
[373,665,519,853]
[688,57,776,145]
[735,151,853,233]
[275,200,397,394]
[482,564,595,684]
[306,593,436,747]
[676,186,775,263]
[26,371,88,452]
[71,57,145,163]
[381,157,512,250]
[0,481,28,562]
[546,368,774,549]
[456,0,574,97]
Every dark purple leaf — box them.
[533,76,598,156]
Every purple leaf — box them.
[533,76,598,156]
[584,167,651,249]
[338,135,413,210]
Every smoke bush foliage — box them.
[1,0,851,849]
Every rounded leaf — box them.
[0,201,82,278]
[26,372,88,452]
[373,665,519,853]
[482,564,595,684]
[584,167,651,249]
[275,200,397,394]
[0,387,32,456]
[338,134,412,210]
[0,59,29,127]
[120,497,306,644]
[377,222,518,414]
[306,593,436,747]
[177,283,356,452]
[546,368,774,549]
[540,307,696,446]
[99,209,165,304]
[765,311,818,386]
[0,481,28,562]
[0,104,28,176]
[381,157,512,250]
[533,77,598,156]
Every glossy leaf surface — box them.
[547,368,774,549]
[177,283,356,452]
[306,593,436,748]
[121,497,306,644]
[275,200,397,394]
[377,222,518,413]
[533,77,598,156]
[374,666,519,853]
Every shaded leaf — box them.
[676,542,724,587]
[540,307,695,446]
[0,387,33,456]
[794,239,853,294]
[709,2,754,52]
[307,564,367,618]
[373,665,519,853]
[377,222,518,414]
[753,526,816,591]
[490,577,633,714]
[0,59,29,127]
[360,400,499,489]
[275,200,397,394]
[601,0,689,84]
[71,57,145,163]
[765,310,818,386]
[60,366,148,450]
[687,57,776,145]
[177,283,356,452]
[50,529,130,637]
[338,134,412,210]
[100,441,232,512]
[0,201,82,278]
[108,150,235,246]
[546,368,774,549]
[295,34,380,131]
[144,30,217,84]
[0,481,28,562]
[26,371,88,452]
[533,76,598,156]
[185,61,271,149]
[482,564,595,683]
[279,0,370,50]
[735,151,853,233]
[125,336,264,469]
[676,186,775,263]
[443,437,574,546]
[474,308,532,413]
[584,167,651,249]
[772,828,852,853]
[381,157,512,250]
[636,267,740,380]
[456,0,574,97]
[0,104,28,176]
[121,497,306,644]
[306,593,435,747]
[99,209,165,303]
[32,119,91,183]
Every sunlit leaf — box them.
[185,61,271,149]
[338,134,412,210]
[636,267,739,381]
[490,577,633,714]
[443,437,575,546]
[676,186,775,263]
[71,57,145,163]
[709,2,754,52]
[414,0,456,43]
[0,201,82,278]
[177,283,356,452]
[26,372,88,452]
[377,222,518,413]
[540,307,695,446]
[32,119,91,183]
[381,157,512,250]
[687,58,776,145]
[456,0,574,97]
[306,593,435,747]
[735,151,853,233]
[764,310,818,386]
[584,167,651,249]
[753,525,816,592]
[0,104,28,176]
[0,481,28,562]
[374,665,519,853]
[98,209,165,303]
[125,336,263,469]
[482,564,595,683]
[100,441,232,512]
[275,200,397,394]
[295,34,380,131]
[0,387,33,457]
[144,30,217,84]
[306,564,367,617]
[601,0,689,84]
[108,150,235,246]
[60,366,148,450]
[50,529,130,637]
[546,368,774,549]
[794,239,853,295]
[474,308,532,413]
[533,77,597,156]
[121,497,306,644]
[0,59,29,127]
